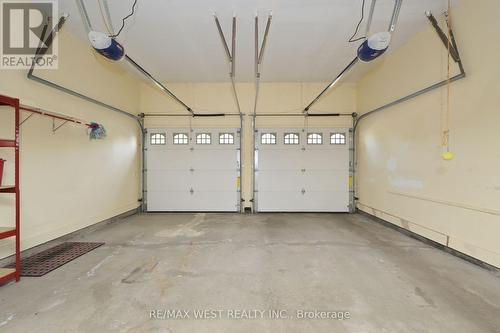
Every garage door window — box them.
[196,133,212,145]
[173,133,189,145]
[150,133,166,145]
[284,133,299,145]
[261,133,277,145]
[219,133,235,145]
[330,133,346,145]
[307,133,323,145]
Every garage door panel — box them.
[193,171,237,190]
[256,128,350,212]
[259,170,348,192]
[259,170,304,191]
[147,150,193,170]
[305,170,349,191]
[147,191,195,212]
[192,150,237,168]
[303,150,349,169]
[257,191,307,212]
[258,150,304,169]
[148,190,237,212]
[147,170,193,190]
[258,191,349,212]
[147,128,239,212]
[191,191,238,211]
[302,191,350,212]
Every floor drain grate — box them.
[4,242,104,277]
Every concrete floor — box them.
[0,213,499,333]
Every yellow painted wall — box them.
[140,81,357,208]
[0,30,142,259]
[5,0,495,271]
[0,23,357,259]
[356,0,500,267]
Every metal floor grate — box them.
[5,242,104,277]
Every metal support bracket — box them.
[213,13,243,118]
[253,12,272,117]
[19,113,36,126]
[251,12,273,210]
[214,13,245,212]
[304,57,359,113]
[214,14,232,64]
[52,119,69,133]
[426,11,465,74]
[124,55,195,115]
[426,12,460,63]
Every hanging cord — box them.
[96,0,113,35]
[442,0,452,151]
[110,0,138,38]
[348,0,367,43]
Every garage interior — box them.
[0,0,499,332]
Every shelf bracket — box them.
[19,113,36,126]
[52,119,69,133]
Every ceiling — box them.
[60,0,450,82]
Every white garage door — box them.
[255,128,351,212]
[146,128,240,212]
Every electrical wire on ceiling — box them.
[348,0,366,43]
[110,0,138,38]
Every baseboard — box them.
[0,207,139,267]
[358,209,500,272]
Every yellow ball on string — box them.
[442,151,454,161]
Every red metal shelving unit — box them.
[0,94,20,284]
